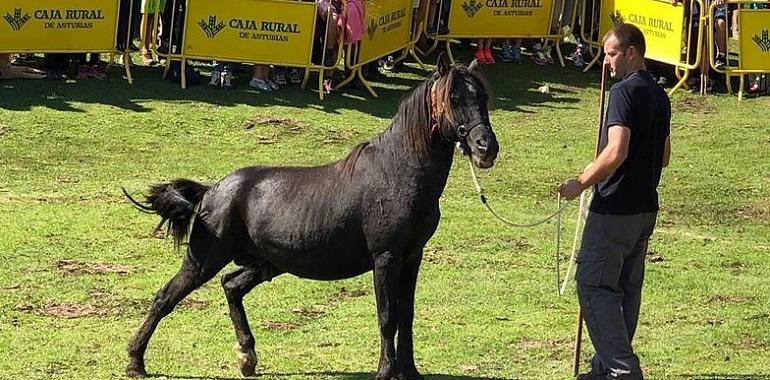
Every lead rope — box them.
[467,157,582,296]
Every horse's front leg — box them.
[396,249,424,380]
[373,251,401,380]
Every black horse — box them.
[125,56,499,380]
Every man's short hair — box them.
[603,23,646,57]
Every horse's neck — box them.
[373,122,455,193]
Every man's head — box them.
[602,23,646,79]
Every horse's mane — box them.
[338,63,492,176]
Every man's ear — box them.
[436,52,450,76]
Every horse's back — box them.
[196,165,372,279]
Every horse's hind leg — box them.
[221,264,281,377]
[127,256,224,377]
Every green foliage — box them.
[1,55,768,380]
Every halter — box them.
[430,82,488,141]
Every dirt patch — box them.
[721,260,748,274]
[291,306,326,319]
[737,335,769,350]
[515,338,571,349]
[424,247,463,266]
[322,128,357,145]
[179,298,210,310]
[705,294,755,304]
[732,200,770,223]
[264,321,302,331]
[242,117,309,133]
[39,302,110,319]
[56,260,133,276]
[337,287,368,300]
[674,97,714,114]
[0,124,6,137]
[646,251,665,263]
[15,289,208,319]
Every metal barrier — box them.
[422,0,572,66]
[709,0,770,100]
[335,0,427,97]
[582,0,705,95]
[160,0,345,100]
[0,0,134,83]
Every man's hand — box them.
[558,179,586,200]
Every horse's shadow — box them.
[151,372,516,380]
[681,375,770,380]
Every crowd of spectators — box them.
[1,0,766,96]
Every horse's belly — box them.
[259,238,373,281]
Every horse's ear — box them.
[436,53,450,76]
[468,58,480,72]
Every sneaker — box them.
[513,47,522,63]
[747,77,762,94]
[220,67,233,89]
[531,50,548,66]
[141,52,156,66]
[45,70,67,81]
[382,55,396,70]
[76,65,90,80]
[573,48,586,68]
[274,69,287,85]
[714,53,727,70]
[249,77,272,92]
[501,46,515,63]
[543,46,555,64]
[266,78,279,90]
[474,49,488,63]
[484,48,495,64]
[323,78,333,94]
[209,70,221,86]
[89,64,107,80]
[289,69,302,84]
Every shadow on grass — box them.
[0,44,597,116]
[154,372,517,380]
[681,375,770,380]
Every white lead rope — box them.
[467,157,588,297]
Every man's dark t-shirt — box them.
[590,70,671,215]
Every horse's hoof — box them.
[126,363,147,378]
[397,367,424,380]
[375,370,398,380]
[235,343,258,377]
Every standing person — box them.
[559,23,671,380]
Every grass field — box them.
[1,49,768,380]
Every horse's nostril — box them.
[476,139,488,152]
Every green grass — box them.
[1,50,769,380]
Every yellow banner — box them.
[358,0,413,65]
[183,0,316,66]
[0,0,119,52]
[599,0,685,66]
[739,9,770,71]
[447,0,555,37]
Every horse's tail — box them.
[122,179,210,248]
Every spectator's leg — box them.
[158,0,172,54]
[141,9,157,64]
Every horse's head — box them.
[431,54,499,168]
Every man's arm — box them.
[662,135,671,167]
[559,125,631,200]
